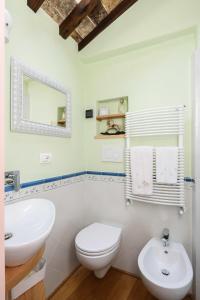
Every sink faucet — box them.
[161,228,170,247]
[5,171,20,191]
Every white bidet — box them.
[138,238,193,300]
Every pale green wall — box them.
[80,0,200,176]
[5,0,200,182]
[82,34,195,176]
[79,0,200,62]
[5,0,85,182]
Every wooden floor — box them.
[16,281,45,300]
[49,266,192,300]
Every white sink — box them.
[138,238,193,300]
[5,198,55,267]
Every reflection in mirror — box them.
[23,75,66,127]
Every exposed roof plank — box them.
[89,0,108,25]
[78,0,138,50]
[59,0,98,39]
[76,16,96,39]
[101,0,123,13]
[27,0,46,13]
[71,30,83,43]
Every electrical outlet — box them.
[40,153,52,164]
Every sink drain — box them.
[161,269,170,276]
[5,233,13,240]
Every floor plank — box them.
[127,279,156,300]
[49,267,90,300]
[49,266,192,300]
[16,281,45,300]
[108,272,137,300]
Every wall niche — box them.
[95,96,128,139]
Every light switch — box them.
[102,145,123,163]
[40,153,52,164]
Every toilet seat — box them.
[75,223,121,255]
[76,241,120,257]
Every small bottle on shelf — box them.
[118,98,126,114]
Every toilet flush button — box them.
[40,153,52,164]
[102,145,123,162]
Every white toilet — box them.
[75,223,122,278]
[138,238,193,300]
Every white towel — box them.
[156,147,178,184]
[130,147,153,195]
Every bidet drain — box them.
[161,269,170,276]
[5,233,13,240]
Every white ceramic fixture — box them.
[138,238,193,300]
[5,198,55,267]
[75,223,122,278]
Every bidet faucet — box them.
[161,228,170,247]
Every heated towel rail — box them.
[125,105,185,214]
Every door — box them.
[0,1,5,299]
[193,49,200,300]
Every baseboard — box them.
[112,266,139,279]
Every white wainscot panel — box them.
[83,180,193,276]
[14,181,87,296]
[6,175,192,296]
[43,182,88,296]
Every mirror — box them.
[23,75,67,127]
[11,58,71,137]
[23,75,66,127]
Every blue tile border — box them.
[184,177,195,183]
[5,171,194,192]
[21,179,46,188]
[86,171,126,177]
[5,185,14,192]
[5,171,86,192]
[87,171,194,182]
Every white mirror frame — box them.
[11,57,72,138]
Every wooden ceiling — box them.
[27,0,138,51]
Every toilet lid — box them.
[75,223,122,253]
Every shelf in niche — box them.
[96,114,125,121]
[57,119,65,124]
[95,134,125,139]
[96,96,128,139]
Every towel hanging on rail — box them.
[130,146,153,195]
[125,105,185,213]
[156,147,178,184]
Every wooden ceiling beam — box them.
[27,0,45,13]
[59,0,98,40]
[88,0,108,25]
[78,0,139,51]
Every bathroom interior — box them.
[1,0,200,299]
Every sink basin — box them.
[5,198,55,267]
[138,238,193,300]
